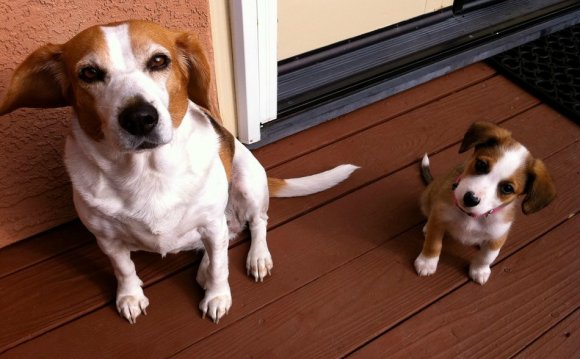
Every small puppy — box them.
[0,20,357,324]
[415,122,556,284]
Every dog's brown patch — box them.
[267,178,287,197]
[126,21,191,128]
[175,32,215,119]
[421,212,446,258]
[60,25,111,140]
[207,112,235,182]
[420,165,462,217]
[488,235,508,251]
[0,44,68,115]
[126,21,214,128]
[459,121,513,153]
[523,158,556,214]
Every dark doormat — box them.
[488,25,580,123]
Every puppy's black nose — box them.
[463,191,480,207]
[119,102,158,136]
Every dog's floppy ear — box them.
[175,33,217,116]
[0,44,69,115]
[459,121,512,153]
[522,158,556,214]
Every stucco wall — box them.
[0,0,214,248]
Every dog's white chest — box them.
[442,205,512,245]
[66,109,228,255]
[73,158,227,255]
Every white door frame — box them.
[230,0,278,144]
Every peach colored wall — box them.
[0,0,215,248]
[278,0,454,60]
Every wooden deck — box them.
[0,63,578,358]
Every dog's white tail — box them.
[420,153,433,185]
[268,164,359,198]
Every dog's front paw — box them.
[117,294,149,324]
[200,291,232,324]
[246,247,273,282]
[414,254,439,276]
[469,264,491,285]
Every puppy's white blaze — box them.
[101,24,134,70]
[273,164,359,198]
[490,144,529,180]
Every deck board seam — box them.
[263,72,498,171]
[0,239,89,281]
[509,307,580,359]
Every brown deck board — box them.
[351,216,579,359]
[3,110,577,357]
[0,220,90,280]
[514,310,580,359]
[1,64,578,357]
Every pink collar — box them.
[452,175,509,219]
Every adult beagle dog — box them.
[0,20,357,324]
[416,122,555,285]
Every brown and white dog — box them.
[0,20,357,324]
[415,122,556,285]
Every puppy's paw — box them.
[117,294,149,324]
[414,254,439,276]
[469,264,491,285]
[200,292,232,324]
[246,247,273,282]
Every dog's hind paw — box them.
[117,294,149,324]
[414,254,439,276]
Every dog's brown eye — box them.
[79,66,105,83]
[475,159,488,174]
[500,183,514,195]
[147,54,170,71]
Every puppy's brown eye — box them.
[79,66,105,83]
[475,159,488,174]
[500,183,514,195]
[147,54,170,71]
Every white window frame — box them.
[230,0,278,144]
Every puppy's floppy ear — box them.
[0,44,69,115]
[175,33,217,116]
[459,121,512,153]
[522,158,556,214]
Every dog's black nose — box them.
[463,191,480,207]
[118,102,159,136]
